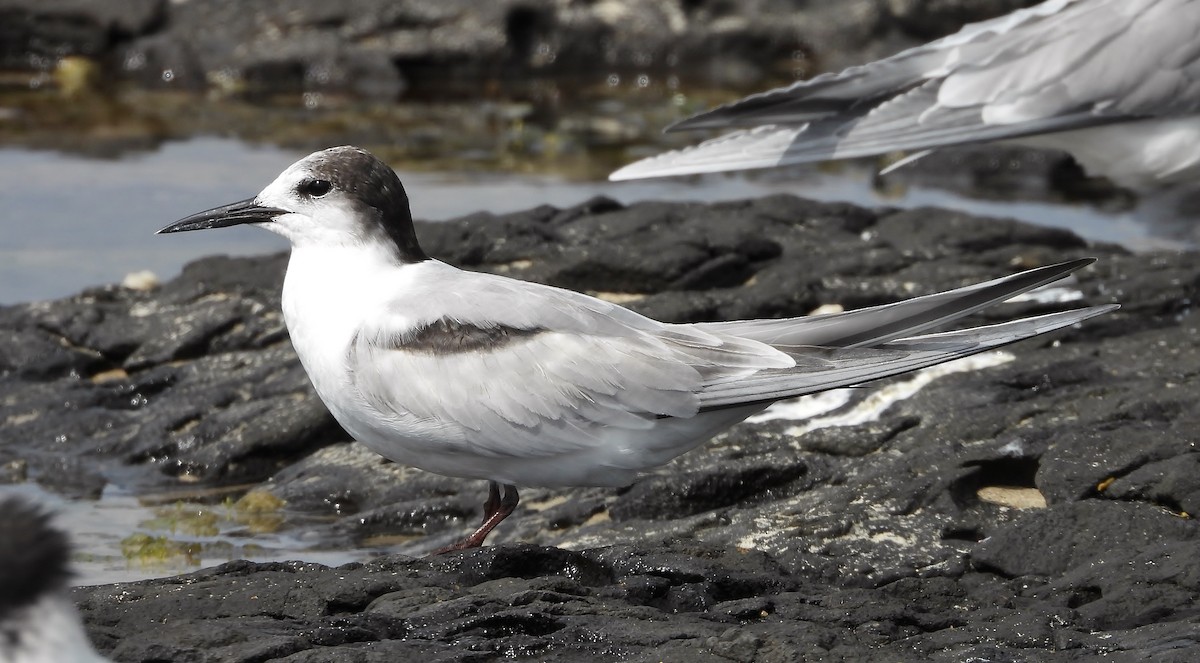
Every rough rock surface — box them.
[0,192,1195,660]
[1,0,1043,95]
[0,0,166,69]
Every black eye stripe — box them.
[300,179,332,197]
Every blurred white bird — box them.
[0,496,108,663]
[610,0,1200,188]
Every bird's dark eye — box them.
[300,179,332,198]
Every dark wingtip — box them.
[0,496,72,621]
[662,101,753,132]
[664,113,711,133]
[1053,256,1097,278]
[1030,256,1095,279]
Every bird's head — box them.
[159,146,428,262]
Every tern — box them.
[610,0,1200,188]
[0,496,109,663]
[160,146,1116,552]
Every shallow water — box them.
[7,482,364,586]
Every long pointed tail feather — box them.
[697,303,1117,411]
[697,258,1096,348]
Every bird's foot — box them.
[426,482,520,556]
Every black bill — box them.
[157,198,288,234]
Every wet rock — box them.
[5,0,1049,98]
[0,0,166,69]
[885,0,1044,39]
[607,450,812,521]
[971,501,1200,578]
[1104,454,1200,517]
[0,252,337,487]
[877,144,1131,206]
[75,538,1200,661]
[0,322,105,380]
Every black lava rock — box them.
[2,0,1046,97]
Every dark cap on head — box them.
[0,497,71,622]
[306,146,429,262]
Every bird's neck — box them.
[283,242,403,313]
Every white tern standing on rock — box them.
[160,146,1116,552]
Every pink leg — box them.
[430,482,520,555]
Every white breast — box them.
[282,247,410,426]
[283,246,384,391]
[281,250,483,470]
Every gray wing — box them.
[610,0,1200,180]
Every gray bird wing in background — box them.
[610,0,1200,186]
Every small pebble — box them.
[122,270,160,291]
